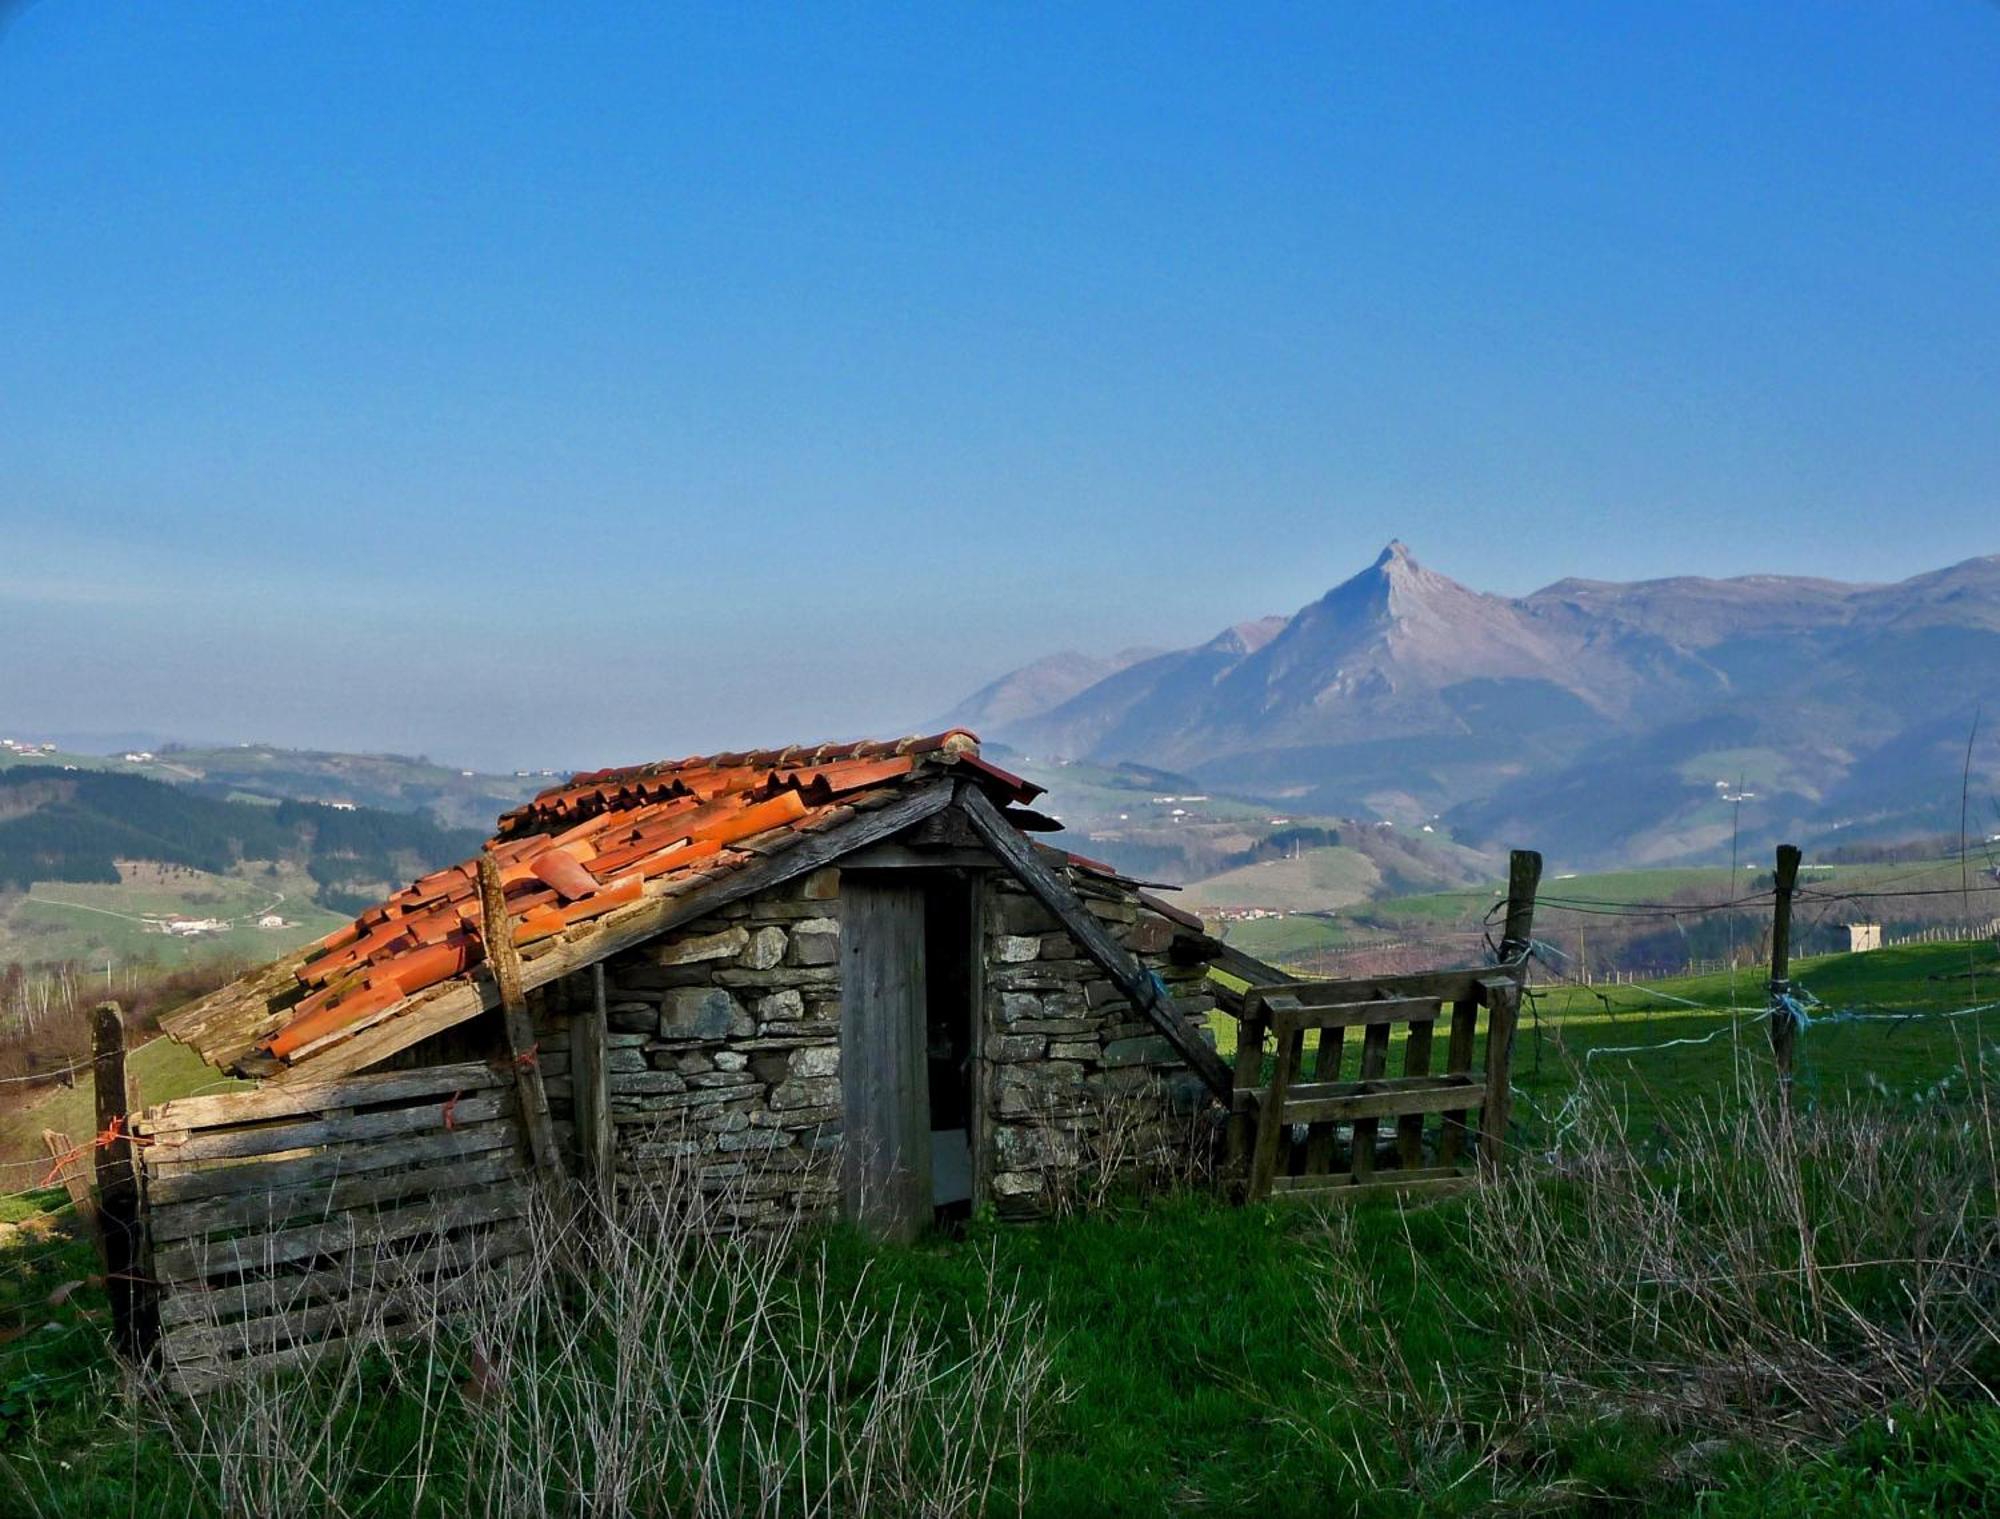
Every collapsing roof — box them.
[162,730,1209,1087]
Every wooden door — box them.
[839,877,931,1240]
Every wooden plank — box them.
[1397,1014,1436,1167]
[1225,1005,1267,1175]
[278,783,958,1083]
[1436,996,1481,1167]
[161,1249,507,1366]
[1262,995,1442,1036]
[137,1062,505,1135]
[839,876,931,1241]
[41,1130,96,1229]
[156,1221,531,1330]
[1268,1168,1474,1201]
[145,1121,517,1205]
[1247,1023,1302,1202]
[573,963,613,1211]
[1264,968,1494,1007]
[154,1185,531,1284]
[836,843,998,870]
[91,1002,151,1360]
[1478,977,1520,1172]
[1347,1021,1392,1181]
[1207,943,1301,990]
[146,1091,510,1166]
[1302,1026,1346,1174]
[150,1149,525,1244]
[958,784,1231,1099]
[480,854,560,1176]
[1276,1075,1485,1125]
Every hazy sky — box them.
[4,3,1997,770]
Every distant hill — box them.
[953,544,2000,870]
[0,767,485,915]
[0,741,549,830]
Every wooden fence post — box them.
[477,854,560,1177]
[1768,844,1801,1111]
[1497,849,1544,964]
[91,1002,151,1361]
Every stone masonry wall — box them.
[532,861,1219,1228]
[982,872,1218,1219]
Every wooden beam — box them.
[478,854,559,1176]
[1477,976,1520,1172]
[276,784,958,1084]
[956,783,1232,1100]
[1208,942,1301,990]
[572,963,613,1212]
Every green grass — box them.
[4,940,1996,1516]
[1176,844,1384,914]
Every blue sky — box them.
[3,2,1997,768]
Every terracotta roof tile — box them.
[231,729,1034,1069]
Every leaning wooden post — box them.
[477,853,560,1176]
[1477,977,1521,1172]
[568,961,614,1213]
[1768,844,1802,1112]
[91,1002,148,1361]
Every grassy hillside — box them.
[3,939,1993,1515]
[0,742,547,831]
[0,768,485,972]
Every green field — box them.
[0,861,347,971]
[1176,843,1383,913]
[3,941,1995,1515]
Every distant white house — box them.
[326,801,359,811]
[257,913,288,930]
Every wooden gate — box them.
[133,1060,536,1389]
[1230,967,1522,1202]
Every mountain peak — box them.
[1373,539,1415,570]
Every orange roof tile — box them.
[231,729,1042,1069]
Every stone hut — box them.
[163,731,1229,1239]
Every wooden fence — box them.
[132,1060,536,1389]
[1229,967,1522,1202]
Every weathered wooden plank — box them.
[1478,977,1519,1172]
[275,783,958,1083]
[144,1120,516,1205]
[1225,1005,1267,1175]
[156,1221,531,1330]
[1302,1026,1346,1175]
[480,854,560,1176]
[160,1239,512,1364]
[150,1150,525,1244]
[573,963,613,1210]
[1397,1014,1436,1167]
[1348,1021,1393,1181]
[1207,943,1301,991]
[1257,995,1442,1036]
[1275,1075,1486,1125]
[840,876,930,1241]
[154,1186,531,1284]
[146,1092,509,1166]
[1268,1167,1474,1201]
[137,1062,505,1136]
[958,784,1231,1099]
[1247,1024,1302,1202]
[1436,997,1482,1168]
[41,1130,96,1228]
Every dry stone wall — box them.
[533,859,1218,1228]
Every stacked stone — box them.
[983,873,1216,1218]
[564,867,848,1228]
